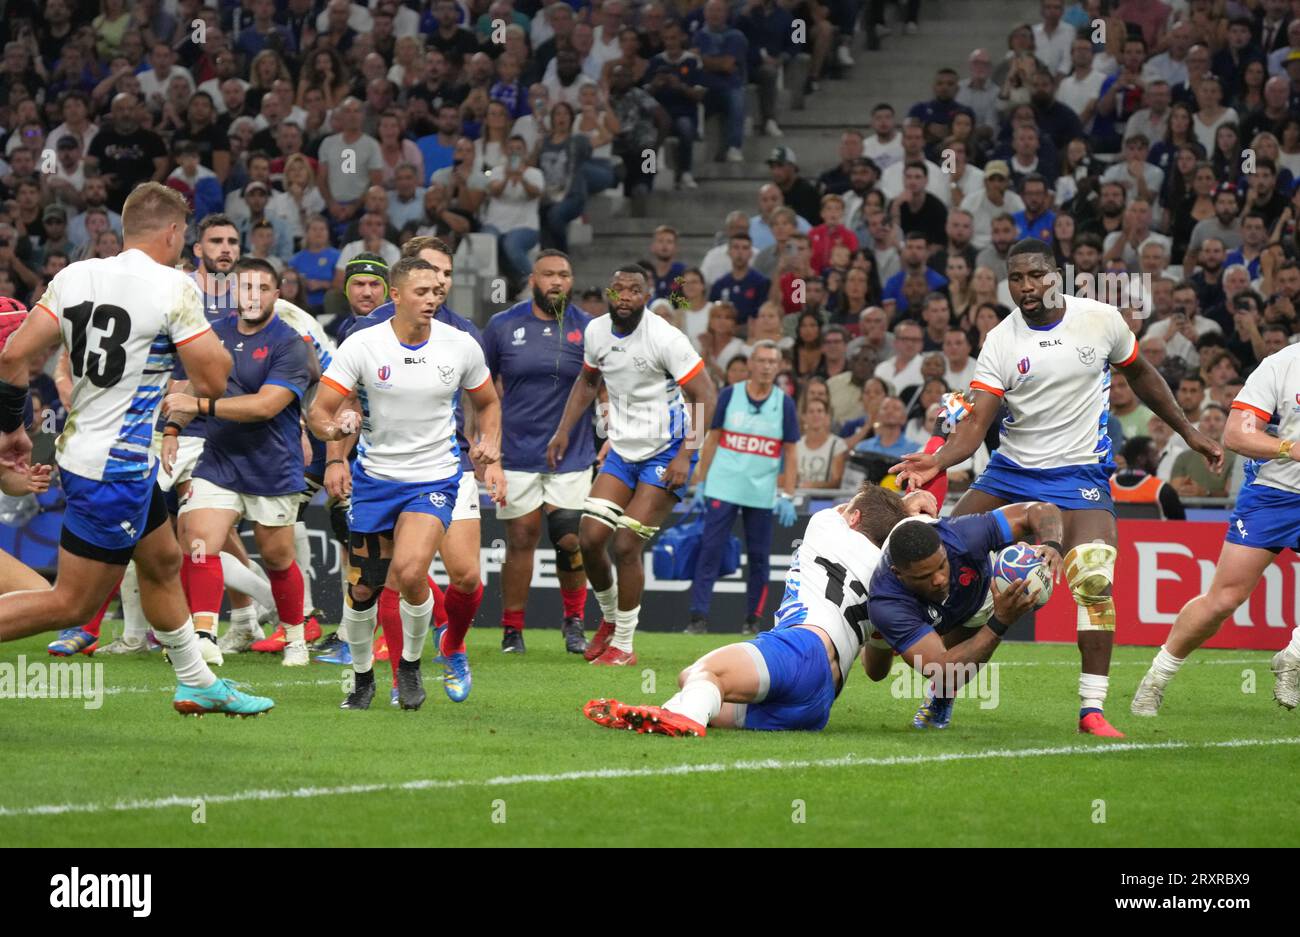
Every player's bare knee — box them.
[610,529,643,566]
[447,567,481,594]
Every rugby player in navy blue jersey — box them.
[864,502,1064,729]
[482,250,596,655]
[163,258,317,666]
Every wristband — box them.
[987,615,1010,637]
[325,459,346,468]
[209,397,219,420]
[1279,439,1295,461]
[1043,540,1064,556]
[0,378,27,433]
[779,491,793,500]
[164,420,183,433]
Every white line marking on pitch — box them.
[3,735,1297,819]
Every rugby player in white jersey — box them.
[0,182,273,716]
[547,265,717,666]
[308,256,505,711]
[584,485,1043,736]
[1133,342,1300,714]
[894,238,1223,737]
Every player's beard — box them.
[240,304,274,326]
[533,286,566,317]
[201,253,235,275]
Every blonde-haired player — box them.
[0,182,273,716]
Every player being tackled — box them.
[584,485,1047,737]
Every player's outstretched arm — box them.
[1224,407,1300,462]
[175,330,233,398]
[163,384,297,424]
[891,390,1000,489]
[998,501,1066,581]
[1119,354,1224,471]
[900,579,1037,694]
[0,308,60,469]
[547,367,602,471]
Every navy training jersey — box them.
[192,315,313,497]
[866,512,1015,654]
[173,274,239,439]
[342,301,482,472]
[481,300,596,474]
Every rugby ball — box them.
[992,543,1053,608]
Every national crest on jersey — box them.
[970,294,1138,469]
[772,508,883,692]
[36,250,210,482]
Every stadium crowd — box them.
[5,0,1300,660]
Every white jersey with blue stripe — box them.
[1231,342,1300,495]
[772,507,883,681]
[274,298,335,372]
[971,294,1138,469]
[34,249,211,482]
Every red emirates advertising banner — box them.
[1034,520,1298,650]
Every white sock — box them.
[595,580,618,623]
[612,604,639,652]
[155,621,217,688]
[285,621,305,644]
[342,601,376,674]
[219,552,275,609]
[1079,673,1109,712]
[294,521,315,612]
[1287,626,1300,658]
[120,561,148,643]
[662,678,721,727]
[400,593,434,662]
[1149,646,1185,685]
[229,604,260,635]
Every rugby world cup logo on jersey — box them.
[512,327,527,346]
[377,365,391,381]
[1017,357,1030,374]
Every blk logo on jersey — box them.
[1017,357,1030,374]
[377,365,391,381]
[404,356,426,365]
[1077,346,1097,366]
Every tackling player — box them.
[163,258,317,666]
[0,182,273,716]
[339,237,489,701]
[482,249,595,656]
[864,502,1064,729]
[893,238,1222,737]
[547,266,717,666]
[1133,342,1300,714]
[308,256,505,711]
[584,486,1042,736]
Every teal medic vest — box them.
[702,384,787,509]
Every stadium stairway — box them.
[473,0,1036,307]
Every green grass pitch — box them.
[1,626,1296,846]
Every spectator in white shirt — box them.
[1032,0,1075,76]
[879,121,950,207]
[1143,20,1192,86]
[1056,35,1108,128]
[334,212,401,286]
[588,0,627,73]
[874,320,926,391]
[1101,133,1165,201]
[942,328,978,390]
[480,135,545,289]
[863,103,904,174]
[960,160,1024,250]
[137,42,195,106]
